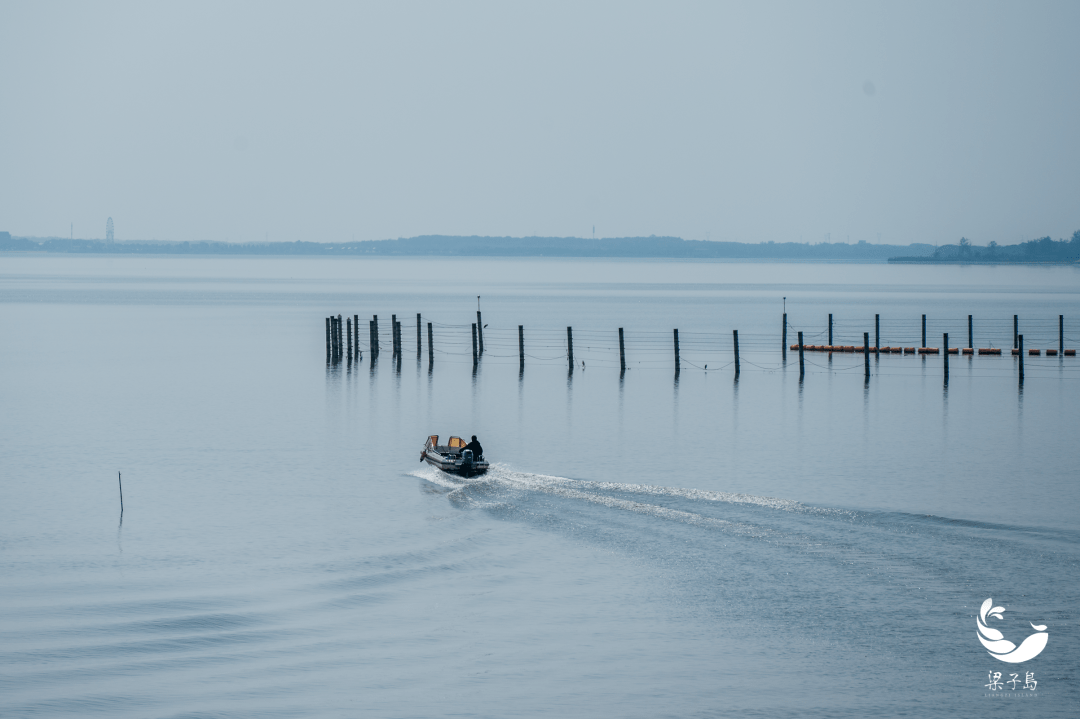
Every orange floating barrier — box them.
[978,348,1001,355]
[790,344,800,350]
[844,345,855,352]
[962,348,974,355]
[1028,349,1040,356]
[918,347,939,354]
[947,347,959,354]
[891,347,902,354]
[904,347,916,354]
[854,346,865,352]
[1011,348,1020,355]
[1046,349,1058,356]
[1066,349,1077,356]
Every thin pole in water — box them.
[428,322,434,366]
[477,311,483,355]
[922,314,926,348]
[1019,334,1024,384]
[943,333,949,383]
[782,313,787,356]
[828,314,833,346]
[518,325,524,370]
[673,329,680,374]
[567,327,574,369]
[1060,315,1065,356]
[798,331,805,378]
[968,315,973,350]
[118,471,123,516]
[733,330,740,377]
[1014,315,1019,349]
[875,315,880,357]
[864,332,870,379]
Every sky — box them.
[1,1,1078,246]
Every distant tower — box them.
[106,217,114,242]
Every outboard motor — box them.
[461,449,475,476]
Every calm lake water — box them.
[1,256,1078,717]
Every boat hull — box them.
[421,452,489,477]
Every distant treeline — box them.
[889,231,1080,264]
[3,230,1076,262]
[0,231,936,259]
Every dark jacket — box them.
[464,440,483,459]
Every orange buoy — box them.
[1047,349,1058,356]
[1066,349,1076,356]
[1028,349,1040,355]
[962,348,974,355]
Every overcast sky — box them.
[1,1,1077,245]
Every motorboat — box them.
[421,435,489,477]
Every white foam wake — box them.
[408,463,796,533]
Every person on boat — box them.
[464,435,483,459]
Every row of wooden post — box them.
[329,313,1066,385]
[806,314,1065,355]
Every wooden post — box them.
[391,315,398,357]
[922,314,926,347]
[369,320,375,359]
[347,318,352,361]
[875,315,880,356]
[782,313,787,354]
[968,314,973,350]
[618,328,626,372]
[673,329,681,374]
[943,333,949,382]
[518,325,524,370]
[427,322,434,366]
[372,315,379,357]
[325,317,331,362]
[416,314,421,356]
[354,315,359,359]
[472,323,478,364]
[395,320,402,369]
[733,330,740,377]
[1013,315,1018,349]
[1019,334,1024,384]
[336,315,342,362]
[828,314,833,346]
[798,331,805,377]
[567,327,574,369]
[864,332,870,379]
[477,311,484,355]
[1060,315,1064,355]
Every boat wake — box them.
[409,463,812,538]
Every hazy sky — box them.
[2,1,1077,245]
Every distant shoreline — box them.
[3,232,1076,263]
[0,233,936,260]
